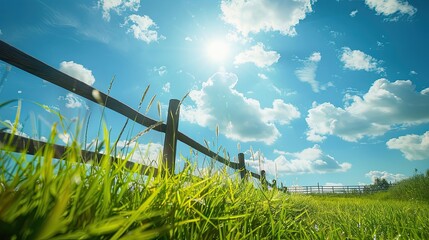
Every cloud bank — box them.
[221,0,314,36]
[366,170,407,183]
[306,79,429,142]
[181,72,300,145]
[246,145,351,175]
[387,131,429,160]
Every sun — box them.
[205,40,230,63]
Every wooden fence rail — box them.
[287,185,389,194]
[0,40,266,184]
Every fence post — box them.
[260,170,267,189]
[238,153,246,180]
[163,99,180,176]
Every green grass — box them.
[298,195,429,239]
[0,138,309,239]
[1,104,428,239]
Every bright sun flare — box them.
[206,40,230,63]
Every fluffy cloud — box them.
[181,72,300,145]
[295,52,323,92]
[116,141,163,166]
[365,0,416,17]
[246,145,351,176]
[57,93,89,110]
[365,170,407,183]
[306,79,429,142]
[59,61,95,86]
[387,131,429,160]
[123,14,165,44]
[2,120,29,138]
[234,43,280,68]
[98,0,140,21]
[340,47,384,73]
[221,0,314,36]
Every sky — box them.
[1,0,428,187]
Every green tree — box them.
[372,178,390,190]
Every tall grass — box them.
[1,101,429,239]
[384,173,429,202]
[299,195,429,239]
[0,123,309,239]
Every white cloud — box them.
[181,72,300,145]
[410,70,418,75]
[246,145,351,176]
[387,131,429,160]
[365,170,407,183]
[116,141,163,166]
[154,66,167,76]
[162,82,170,93]
[2,120,29,138]
[365,0,416,17]
[295,52,322,92]
[58,93,89,110]
[340,47,384,73]
[58,132,71,145]
[350,10,358,17]
[221,0,314,36]
[123,14,165,44]
[59,61,96,86]
[258,73,268,80]
[306,79,429,142]
[185,36,193,42]
[234,42,280,68]
[98,0,140,21]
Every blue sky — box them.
[1,0,428,186]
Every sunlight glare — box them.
[206,40,230,63]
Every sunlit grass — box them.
[298,195,429,239]
[0,134,309,239]
[1,100,429,239]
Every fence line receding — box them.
[0,40,270,185]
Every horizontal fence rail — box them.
[287,185,390,194]
[0,40,265,183]
[0,41,166,133]
[0,131,159,176]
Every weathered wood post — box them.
[261,170,267,189]
[163,99,180,176]
[238,153,246,180]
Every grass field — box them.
[1,135,428,239]
[1,105,428,239]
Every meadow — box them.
[1,129,428,239]
[1,99,429,239]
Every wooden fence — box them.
[0,40,274,186]
[287,184,389,194]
